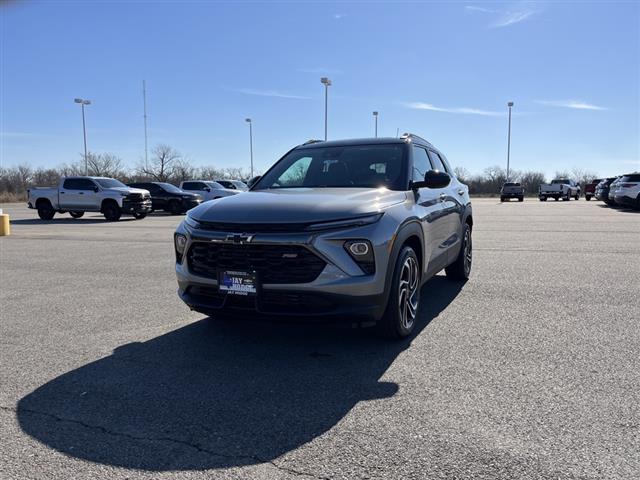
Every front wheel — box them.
[69,211,84,218]
[586,195,592,201]
[446,222,472,281]
[518,196,524,202]
[168,200,183,215]
[378,246,421,339]
[103,202,122,221]
[133,212,147,219]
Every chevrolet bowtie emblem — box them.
[226,233,254,244]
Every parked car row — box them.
[595,173,640,209]
[538,179,581,201]
[27,176,245,221]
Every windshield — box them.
[206,181,225,189]
[551,179,569,184]
[95,178,127,188]
[232,181,248,190]
[157,182,183,193]
[504,183,520,187]
[254,144,407,190]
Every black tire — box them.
[168,200,183,215]
[518,196,524,202]
[377,246,421,339]
[69,211,84,218]
[554,197,559,201]
[37,201,55,220]
[574,194,579,200]
[586,195,592,201]
[636,195,640,211]
[446,222,472,281]
[540,197,547,202]
[133,212,147,219]
[102,202,121,221]
[500,197,505,202]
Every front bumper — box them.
[174,218,396,322]
[122,199,153,214]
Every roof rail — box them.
[399,133,433,147]
[303,139,324,145]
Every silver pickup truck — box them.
[28,176,152,221]
[538,179,580,201]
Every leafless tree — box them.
[85,152,126,178]
[138,144,181,182]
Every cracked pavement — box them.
[1,199,639,479]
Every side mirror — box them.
[204,187,211,192]
[412,170,451,190]
[94,186,99,192]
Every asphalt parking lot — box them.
[1,198,638,479]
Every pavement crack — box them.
[4,405,330,479]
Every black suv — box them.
[128,182,202,214]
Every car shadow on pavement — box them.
[17,276,465,472]
[10,217,137,225]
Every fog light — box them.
[344,240,375,275]
[349,242,370,256]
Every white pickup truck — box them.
[27,176,152,221]
[538,179,581,201]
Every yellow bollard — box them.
[0,209,10,236]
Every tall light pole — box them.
[142,80,148,168]
[320,77,331,140]
[506,101,514,181]
[74,98,91,175]
[373,111,379,138]
[245,118,254,178]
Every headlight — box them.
[306,213,383,231]
[344,240,375,275]
[174,233,187,263]
[184,214,201,229]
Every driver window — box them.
[275,156,312,187]
[412,146,431,183]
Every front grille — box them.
[187,243,326,284]
[125,193,150,202]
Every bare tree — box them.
[453,166,470,183]
[138,144,181,182]
[172,158,197,184]
[85,152,126,178]
[570,167,599,186]
[519,171,547,194]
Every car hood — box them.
[105,187,150,195]
[189,188,408,224]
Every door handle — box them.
[60,191,65,194]
[78,192,84,195]
[458,189,465,195]
[439,193,446,202]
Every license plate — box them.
[219,271,257,296]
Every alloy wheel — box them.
[398,256,419,330]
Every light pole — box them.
[373,111,378,138]
[74,98,91,175]
[506,101,514,181]
[320,77,331,140]
[245,118,254,178]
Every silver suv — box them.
[174,134,473,338]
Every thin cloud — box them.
[406,102,504,117]
[466,2,538,28]
[465,5,497,14]
[536,100,607,111]
[234,88,311,100]
[333,13,346,19]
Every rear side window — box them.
[427,150,447,173]
[63,178,96,190]
[182,182,206,191]
[412,146,431,182]
[622,174,640,182]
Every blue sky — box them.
[1,1,639,178]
